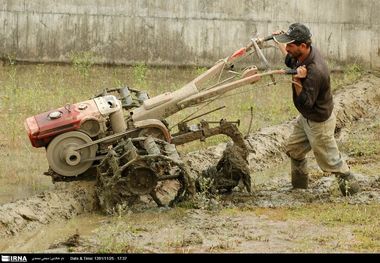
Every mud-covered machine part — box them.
[96,136,193,211]
[46,131,98,177]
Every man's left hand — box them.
[294,65,307,78]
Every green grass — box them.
[331,63,364,92]
[339,115,380,175]
[69,51,96,78]
[340,121,380,158]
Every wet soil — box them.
[0,74,379,252]
[0,181,97,239]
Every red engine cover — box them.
[25,100,101,148]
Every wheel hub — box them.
[124,167,158,195]
[46,131,97,176]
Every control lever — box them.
[251,38,276,85]
[262,35,274,42]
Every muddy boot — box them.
[291,158,308,189]
[335,172,360,196]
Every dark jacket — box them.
[285,46,333,122]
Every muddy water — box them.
[251,162,290,186]
[0,213,106,252]
[251,155,326,186]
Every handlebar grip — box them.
[285,69,298,74]
[262,35,274,42]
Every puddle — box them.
[251,161,290,186]
[0,213,106,252]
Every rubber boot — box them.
[291,158,309,189]
[335,172,360,196]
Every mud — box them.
[222,173,380,208]
[95,137,195,213]
[198,141,251,194]
[0,181,97,238]
[70,204,373,253]
[0,74,379,244]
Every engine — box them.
[24,95,128,177]
[25,95,125,148]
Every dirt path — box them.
[0,74,379,251]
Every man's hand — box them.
[271,30,287,55]
[294,65,307,78]
[272,30,285,36]
[292,66,307,96]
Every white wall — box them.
[0,0,379,69]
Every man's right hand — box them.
[271,30,287,56]
[272,30,285,36]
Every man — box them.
[272,23,360,196]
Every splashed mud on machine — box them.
[25,35,296,210]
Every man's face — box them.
[285,43,304,58]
